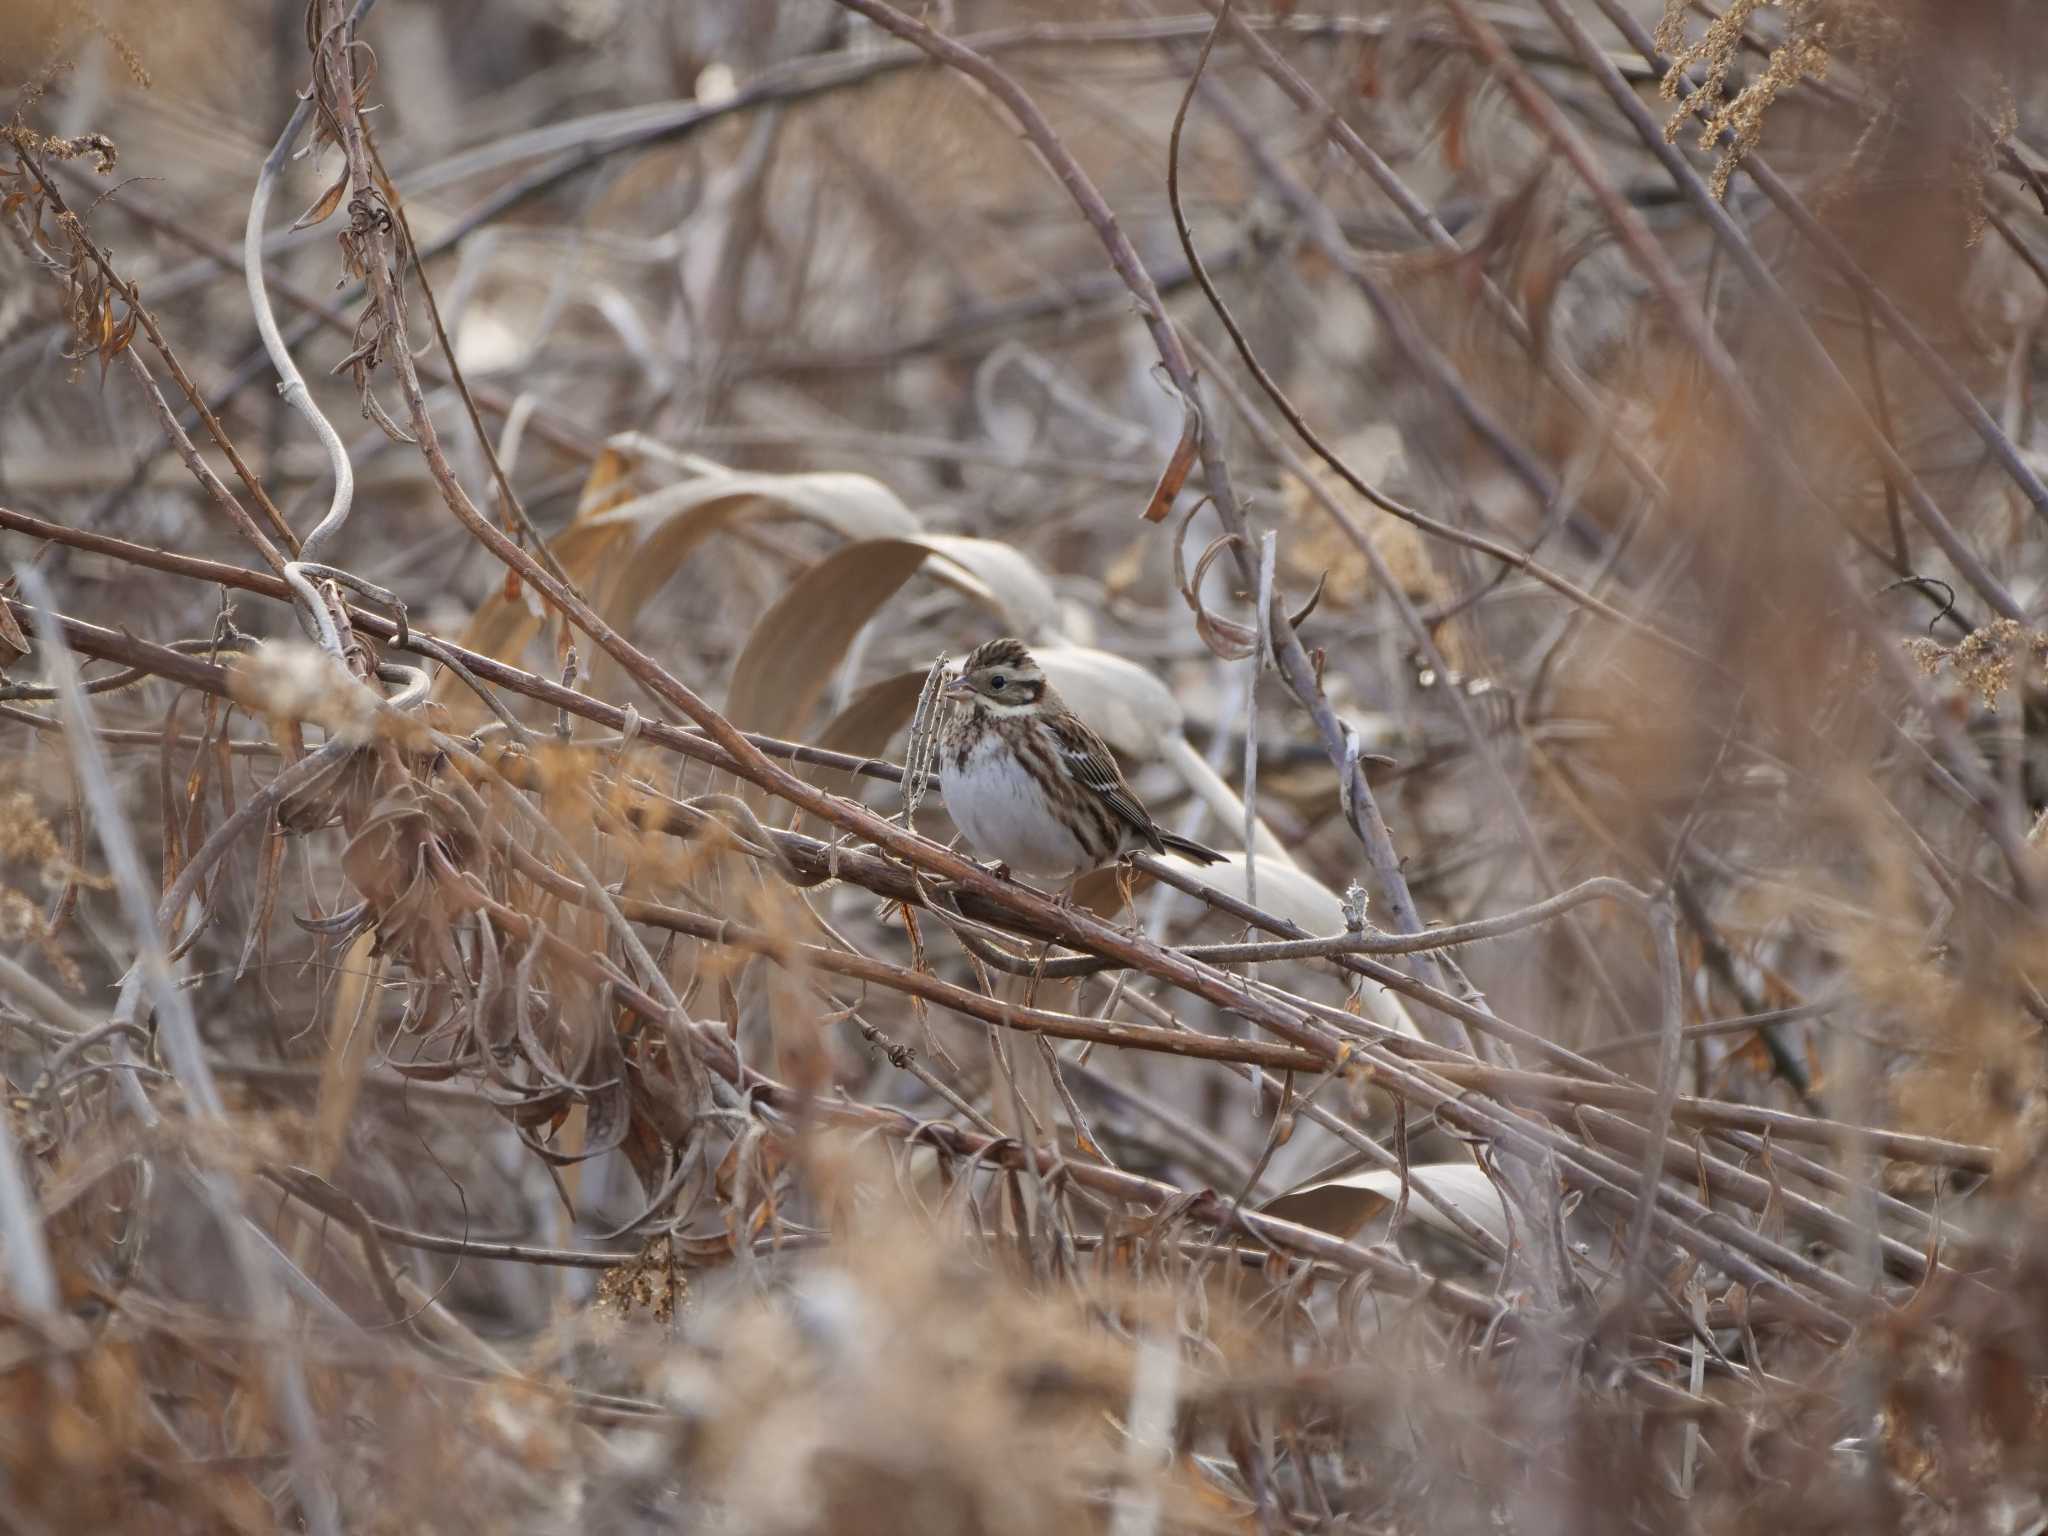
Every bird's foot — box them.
[1109,859,1143,928]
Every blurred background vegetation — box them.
[3,0,2047,1531]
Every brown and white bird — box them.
[939,638,1226,881]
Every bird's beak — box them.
[943,672,973,699]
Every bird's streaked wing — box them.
[1047,714,1161,848]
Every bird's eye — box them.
[989,674,1007,691]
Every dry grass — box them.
[3,0,2048,1531]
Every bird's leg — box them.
[1111,860,1143,931]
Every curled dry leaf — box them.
[1172,498,1324,662]
[340,779,483,927]
[1261,1161,1508,1249]
[910,534,1059,636]
[814,670,934,775]
[455,450,1055,733]
[1140,384,1202,523]
[1172,499,1249,661]
[292,173,349,230]
[1190,531,1257,661]
[586,468,925,631]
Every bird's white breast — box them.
[940,727,1093,878]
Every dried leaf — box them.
[1261,1162,1507,1247]
[912,534,1058,636]
[1190,532,1256,660]
[1140,389,1201,523]
[312,931,384,1175]
[1172,850,1349,934]
[445,458,923,714]
[292,173,349,230]
[0,592,28,676]
[726,540,933,744]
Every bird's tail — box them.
[1155,829,1228,866]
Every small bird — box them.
[939,637,1226,882]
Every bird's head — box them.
[945,637,1047,715]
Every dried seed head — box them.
[899,650,950,826]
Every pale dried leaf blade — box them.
[1189,852,1346,935]
[577,469,923,704]
[725,539,934,743]
[439,463,645,712]
[444,463,920,712]
[1261,1163,1508,1247]
[583,469,922,543]
[312,931,384,1175]
[914,534,1058,637]
[1156,736,1291,867]
[813,669,932,772]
